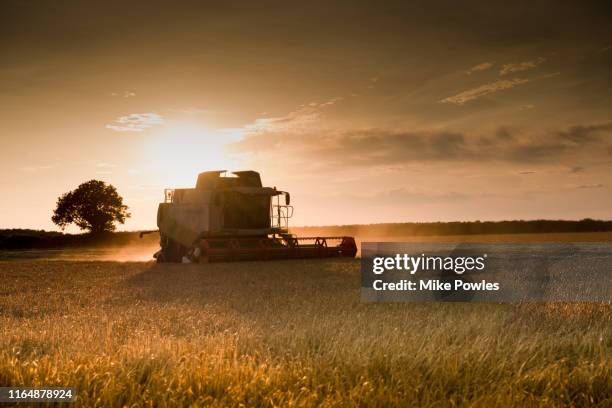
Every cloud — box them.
[506,142,568,162]
[324,128,580,165]
[111,91,136,98]
[495,127,515,141]
[466,62,494,74]
[367,188,467,205]
[234,112,612,169]
[262,102,325,127]
[237,98,340,148]
[440,78,529,105]
[329,129,471,163]
[500,57,546,75]
[557,122,612,143]
[238,126,477,167]
[105,113,164,132]
[570,166,585,173]
[169,107,216,116]
[537,71,561,80]
[20,165,54,173]
[96,162,118,168]
[245,107,320,133]
[576,184,605,189]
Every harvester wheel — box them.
[159,235,187,263]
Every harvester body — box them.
[154,171,357,263]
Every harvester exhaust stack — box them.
[153,171,357,263]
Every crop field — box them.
[0,234,610,407]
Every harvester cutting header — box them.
[153,170,357,263]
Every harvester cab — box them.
[153,170,357,263]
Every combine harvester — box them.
[151,170,357,263]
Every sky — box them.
[1,0,611,231]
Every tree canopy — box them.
[52,180,130,233]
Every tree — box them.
[52,180,130,233]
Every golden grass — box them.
[0,258,610,407]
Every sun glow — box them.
[148,122,245,187]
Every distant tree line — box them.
[1,219,611,250]
[0,230,151,250]
[294,219,612,237]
